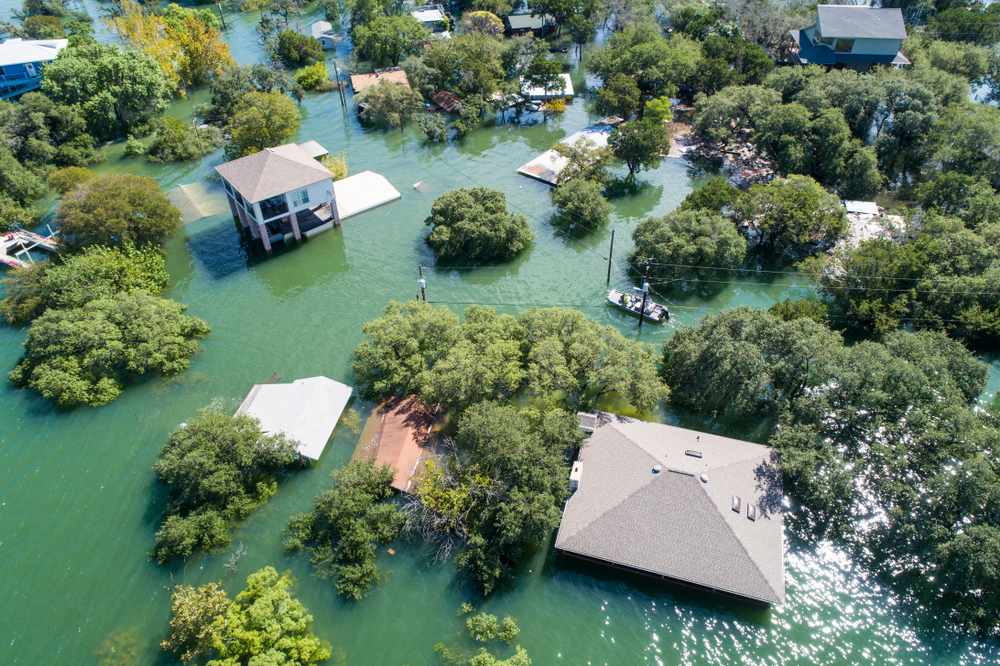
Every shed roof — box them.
[844,200,879,215]
[0,37,66,67]
[373,396,435,492]
[350,69,409,93]
[431,90,462,113]
[311,20,335,39]
[215,143,332,204]
[411,6,446,23]
[506,13,554,30]
[816,5,907,40]
[556,412,785,605]
[237,376,353,460]
[297,140,329,159]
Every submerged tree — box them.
[225,91,301,159]
[629,209,746,286]
[550,178,613,229]
[425,188,534,263]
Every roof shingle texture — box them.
[556,413,785,605]
[214,144,332,204]
[817,5,907,40]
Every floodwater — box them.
[1,2,998,664]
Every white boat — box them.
[606,289,668,323]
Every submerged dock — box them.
[0,229,60,269]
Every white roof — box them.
[521,72,574,100]
[412,7,445,22]
[0,37,67,68]
[333,170,401,219]
[298,140,329,158]
[517,126,611,186]
[237,376,353,460]
[843,200,879,215]
[311,20,334,38]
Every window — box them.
[820,37,835,47]
[259,193,288,220]
[291,188,310,207]
[834,39,854,53]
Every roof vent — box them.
[685,450,703,458]
[700,473,708,483]
[652,465,662,474]
[732,495,741,512]
[747,504,758,521]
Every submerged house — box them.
[556,412,785,606]
[311,21,336,50]
[0,37,66,100]
[504,13,556,37]
[216,142,337,250]
[789,5,909,71]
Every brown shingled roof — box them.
[214,144,332,203]
[373,396,435,493]
[555,412,785,605]
[350,69,410,93]
[431,90,462,114]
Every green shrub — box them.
[276,30,323,67]
[294,62,329,90]
[122,134,146,158]
[147,117,224,163]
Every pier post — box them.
[226,193,240,221]
[290,211,301,240]
[259,223,272,251]
[236,203,250,229]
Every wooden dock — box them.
[0,229,61,269]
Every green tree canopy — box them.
[275,29,324,66]
[285,458,405,599]
[354,79,424,128]
[629,209,746,287]
[225,91,300,159]
[679,176,740,212]
[153,409,299,563]
[41,42,172,140]
[0,244,169,324]
[57,174,181,252]
[147,117,225,163]
[549,178,613,229]
[0,91,100,169]
[10,290,210,407]
[552,137,614,185]
[200,63,303,126]
[46,165,96,195]
[609,118,669,177]
[425,188,534,263]
[732,175,847,255]
[595,73,642,118]
[353,14,429,67]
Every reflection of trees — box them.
[754,450,783,519]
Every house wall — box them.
[850,37,901,55]
[0,61,45,101]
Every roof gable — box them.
[555,413,785,605]
[214,143,333,203]
[816,5,906,40]
[0,37,67,67]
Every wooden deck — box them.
[0,229,61,269]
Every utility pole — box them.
[606,228,615,286]
[217,2,227,29]
[418,265,426,301]
[333,62,346,106]
[637,258,651,330]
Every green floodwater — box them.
[2,3,1000,664]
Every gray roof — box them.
[506,13,554,30]
[214,143,332,203]
[0,37,66,67]
[236,376,353,460]
[817,5,907,40]
[311,20,334,39]
[556,413,785,605]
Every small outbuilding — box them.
[411,4,453,31]
[311,21,336,50]
[430,90,463,114]
[237,376,353,461]
[556,412,785,606]
[365,396,436,493]
[504,13,556,37]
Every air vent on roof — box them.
[652,464,662,474]
[685,450,703,458]
[700,473,708,483]
[732,495,741,512]
[747,504,758,521]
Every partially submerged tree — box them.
[275,29,323,66]
[285,458,405,599]
[609,118,670,178]
[9,290,210,407]
[550,178,613,228]
[732,175,847,255]
[354,79,424,128]
[200,63,303,126]
[424,188,534,263]
[629,209,746,286]
[152,409,298,562]
[225,90,300,159]
[354,15,430,66]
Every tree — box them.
[225,91,300,159]
[0,194,36,230]
[693,84,781,145]
[285,458,405,599]
[295,61,329,90]
[9,290,210,407]
[609,118,669,178]
[58,174,181,251]
[549,178,613,228]
[732,175,847,255]
[104,2,182,90]
[152,409,298,562]
[925,103,1000,191]
[425,188,534,263]
[46,166,96,194]
[162,582,230,664]
[552,137,614,184]
[929,5,1000,45]
[422,32,507,99]
[353,15,429,67]
[595,73,642,118]
[0,244,169,324]
[0,91,100,169]
[643,95,673,126]
[0,148,46,205]
[41,42,172,140]
[525,54,564,99]
[355,79,423,128]
[22,14,63,38]
[147,117,224,163]
[172,13,235,86]
[679,176,740,212]
[459,11,504,38]
[209,567,332,665]
[201,63,303,126]
[275,29,323,66]
[568,14,594,57]
[629,210,746,287]
[586,23,691,96]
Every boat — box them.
[606,289,669,323]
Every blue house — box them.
[790,5,909,72]
[0,37,67,101]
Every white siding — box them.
[288,178,334,215]
[850,38,901,56]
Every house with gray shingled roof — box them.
[790,5,909,71]
[555,412,785,606]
